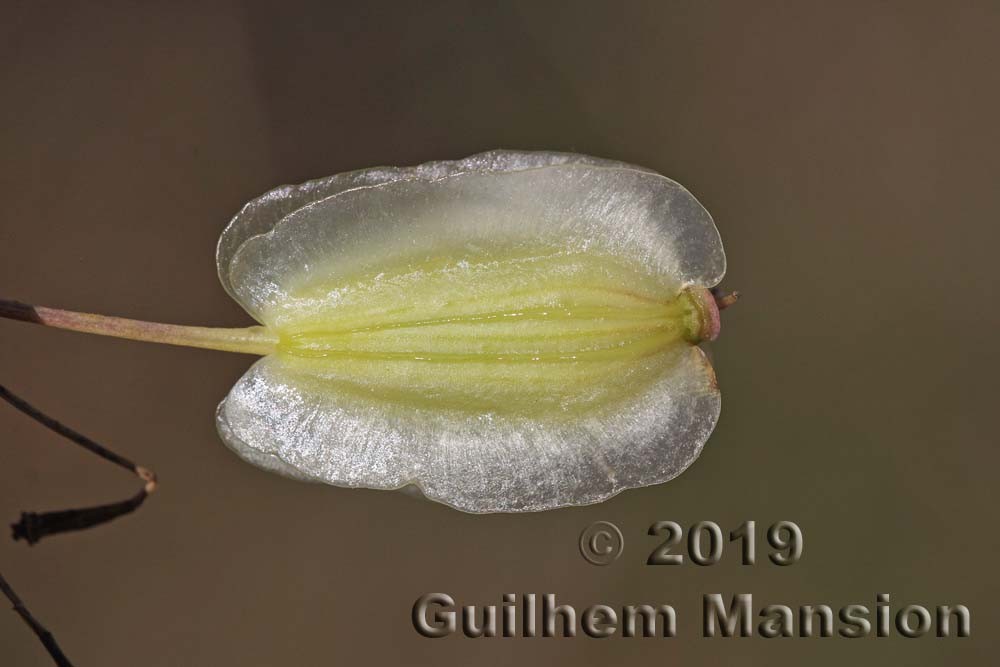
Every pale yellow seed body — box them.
[268,244,705,417]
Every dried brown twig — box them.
[1,383,158,666]
[0,572,72,667]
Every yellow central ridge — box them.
[266,245,706,416]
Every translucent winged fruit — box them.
[217,150,728,511]
[1,151,729,512]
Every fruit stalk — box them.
[0,298,276,356]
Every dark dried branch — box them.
[0,571,73,666]
[1,382,159,665]
[1,383,157,543]
[0,382,141,474]
[12,489,149,545]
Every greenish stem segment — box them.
[0,298,276,356]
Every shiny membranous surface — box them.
[216,151,726,512]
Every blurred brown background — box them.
[1,1,997,665]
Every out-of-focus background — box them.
[1,2,997,665]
